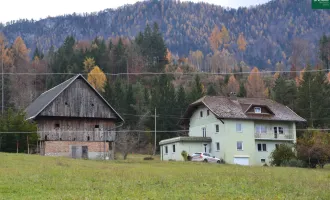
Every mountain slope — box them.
[1,0,329,68]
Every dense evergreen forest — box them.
[1,20,330,154]
[1,0,330,69]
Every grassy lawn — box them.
[0,153,329,200]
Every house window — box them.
[274,127,284,134]
[202,127,206,137]
[216,142,220,151]
[236,123,242,132]
[95,125,99,128]
[55,123,60,128]
[279,127,284,134]
[254,107,261,113]
[257,143,267,151]
[172,145,176,153]
[207,110,210,116]
[165,146,168,154]
[237,141,243,151]
[261,159,266,163]
[256,125,266,134]
[200,111,203,118]
[215,124,219,133]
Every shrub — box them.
[181,150,188,161]
[269,144,296,166]
[143,157,154,160]
[281,159,306,168]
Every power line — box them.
[0,68,328,76]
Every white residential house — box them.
[159,95,306,166]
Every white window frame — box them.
[256,125,267,134]
[254,107,261,113]
[202,127,206,137]
[216,142,220,151]
[237,141,243,151]
[274,126,284,134]
[236,123,242,132]
[215,124,219,133]
[257,143,267,152]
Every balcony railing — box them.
[254,132,294,140]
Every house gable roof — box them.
[180,96,306,124]
[25,74,124,122]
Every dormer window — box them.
[254,107,261,113]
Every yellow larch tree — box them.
[227,75,240,94]
[12,36,30,61]
[245,67,267,98]
[83,57,96,73]
[209,25,222,52]
[87,66,107,92]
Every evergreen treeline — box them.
[0,23,330,153]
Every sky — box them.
[0,0,270,24]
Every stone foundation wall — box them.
[44,141,111,159]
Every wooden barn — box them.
[25,74,124,159]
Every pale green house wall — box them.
[188,105,297,165]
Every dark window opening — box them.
[275,144,279,149]
[279,127,284,134]
[172,145,176,153]
[216,142,220,151]
[95,125,99,129]
[262,144,267,151]
[261,159,266,163]
[207,110,210,116]
[55,123,60,128]
[87,136,90,141]
[200,111,203,117]
[65,102,68,106]
[45,135,48,141]
[73,138,76,141]
[257,144,262,151]
[215,124,219,133]
[109,142,113,150]
[60,138,62,141]
[202,128,206,137]
[165,146,168,154]
[91,103,95,107]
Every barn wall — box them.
[44,141,112,159]
[37,118,115,141]
[39,78,117,118]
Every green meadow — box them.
[0,153,329,200]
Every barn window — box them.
[91,103,95,107]
[87,136,90,141]
[45,135,48,141]
[55,123,60,128]
[95,125,99,129]
[73,138,76,141]
[60,138,62,141]
[65,102,68,106]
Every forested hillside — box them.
[1,0,329,69]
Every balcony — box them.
[254,132,294,140]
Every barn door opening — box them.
[82,146,88,159]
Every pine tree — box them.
[33,47,44,60]
[206,84,217,95]
[125,84,137,126]
[273,76,297,109]
[189,75,205,102]
[176,85,188,115]
[237,82,246,97]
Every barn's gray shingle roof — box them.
[181,96,306,124]
[25,74,124,122]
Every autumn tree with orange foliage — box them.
[226,75,239,94]
[245,67,267,98]
[237,32,247,61]
[88,66,107,92]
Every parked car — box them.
[190,152,223,164]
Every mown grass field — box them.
[0,153,329,200]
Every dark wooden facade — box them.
[25,75,124,159]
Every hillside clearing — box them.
[0,153,329,200]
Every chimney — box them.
[229,92,237,101]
